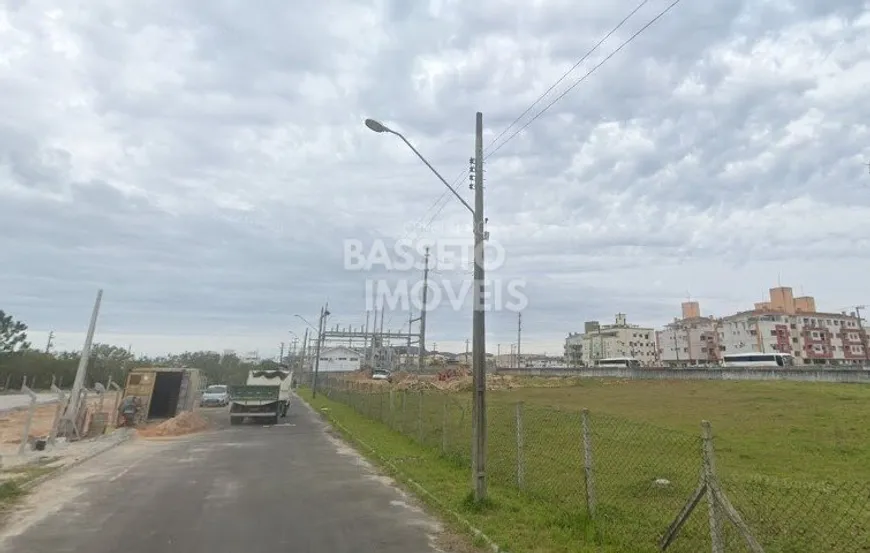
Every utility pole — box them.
[60,289,103,437]
[364,311,371,367]
[517,312,522,369]
[466,338,470,361]
[497,344,501,367]
[379,308,385,370]
[471,111,487,502]
[279,342,285,363]
[855,305,868,362]
[418,247,430,373]
[45,331,54,354]
[301,328,309,372]
[312,304,329,398]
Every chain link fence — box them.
[317,376,870,552]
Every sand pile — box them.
[137,411,210,438]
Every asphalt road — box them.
[0,393,60,412]
[0,398,453,553]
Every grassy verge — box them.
[0,464,58,511]
[299,388,608,553]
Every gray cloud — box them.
[2,0,869,356]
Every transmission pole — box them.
[279,342,285,363]
[517,312,522,369]
[45,331,54,354]
[418,247,430,373]
[471,111,488,502]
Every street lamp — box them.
[295,314,319,332]
[363,114,488,502]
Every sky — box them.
[2,0,870,359]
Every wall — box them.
[495,366,870,383]
[318,348,362,372]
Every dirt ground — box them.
[0,392,120,446]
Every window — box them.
[770,330,777,336]
[129,374,142,385]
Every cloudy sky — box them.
[2,0,869,359]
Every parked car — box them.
[371,369,392,382]
[200,384,230,407]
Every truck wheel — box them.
[230,417,242,425]
[268,416,279,425]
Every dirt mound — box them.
[137,411,210,438]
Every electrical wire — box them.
[484,0,652,155]
[485,0,682,161]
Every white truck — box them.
[228,368,294,425]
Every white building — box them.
[564,313,657,366]
[656,302,720,366]
[317,346,363,372]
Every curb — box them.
[19,429,136,491]
[300,396,507,553]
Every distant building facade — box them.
[656,302,721,366]
[656,287,868,366]
[317,346,363,372]
[564,313,657,366]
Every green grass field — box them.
[313,377,870,553]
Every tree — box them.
[0,310,30,355]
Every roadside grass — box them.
[496,378,870,481]
[300,388,611,553]
[0,464,58,511]
[318,379,870,553]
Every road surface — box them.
[0,393,60,412]
[0,399,457,553]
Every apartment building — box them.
[564,313,657,366]
[659,287,867,366]
[656,302,721,366]
[719,288,867,365]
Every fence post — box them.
[581,408,597,518]
[516,402,525,489]
[19,385,38,455]
[702,420,724,553]
[441,394,449,454]
[417,390,424,443]
[389,388,395,429]
[48,384,67,445]
[400,391,407,433]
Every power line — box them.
[484,0,652,155]
[486,0,683,160]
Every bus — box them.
[721,352,794,368]
[595,357,641,368]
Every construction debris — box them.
[335,370,576,393]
